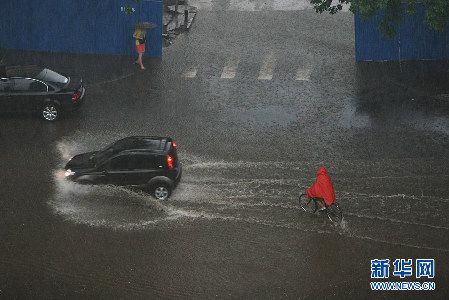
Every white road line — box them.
[181,68,198,78]
[221,56,240,79]
[332,68,346,82]
[295,68,311,81]
[258,52,276,80]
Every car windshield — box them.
[92,138,131,164]
[36,68,68,84]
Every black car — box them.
[0,65,85,121]
[64,136,182,200]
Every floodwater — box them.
[50,135,449,252]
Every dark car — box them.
[0,65,85,121]
[64,136,182,200]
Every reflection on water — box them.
[352,60,449,150]
[355,60,449,120]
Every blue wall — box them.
[355,3,449,61]
[0,0,163,57]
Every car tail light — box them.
[172,142,177,147]
[167,155,173,170]
[72,91,81,101]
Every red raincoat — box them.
[306,167,336,205]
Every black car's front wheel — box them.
[152,183,171,201]
[42,103,60,121]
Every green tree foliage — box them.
[310,0,449,38]
[125,0,140,15]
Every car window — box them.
[95,139,131,164]
[107,155,130,171]
[11,78,32,92]
[112,138,132,151]
[29,80,47,92]
[129,154,156,170]
[132,139,161,150]
[0,79,13,92]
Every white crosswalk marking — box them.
[332,68,348,83]
[181,68,198,78]
[221,56,240,79]
[295,68,311,81]
[181,55,315,81]
[258,52,277,80]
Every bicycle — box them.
[299,193,343,223]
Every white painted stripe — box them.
[221,57,239,79]
[182,68,197,78]
[331,69,338,82]
[258,52,276,80]
[332,68,345,82]
[295,68,311,81]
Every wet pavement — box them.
[1,3,449,299]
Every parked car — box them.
[64,136,182,200]
[0,65,85,121]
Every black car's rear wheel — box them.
[152,183,171,201]
[42,103,60,121]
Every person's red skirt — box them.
[136,44,145,53]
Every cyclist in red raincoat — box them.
[307,167,336,210]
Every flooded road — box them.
[1,4,449,299]
[50,142,449,254]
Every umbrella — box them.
[132,22,157,29]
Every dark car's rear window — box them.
[132,139,161,150]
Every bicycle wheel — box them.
[327,203,343,223]
[299,193,316,213]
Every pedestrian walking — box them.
[133,28,147,70]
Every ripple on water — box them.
[49,135,449,252]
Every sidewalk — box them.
[0,5,199,79]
